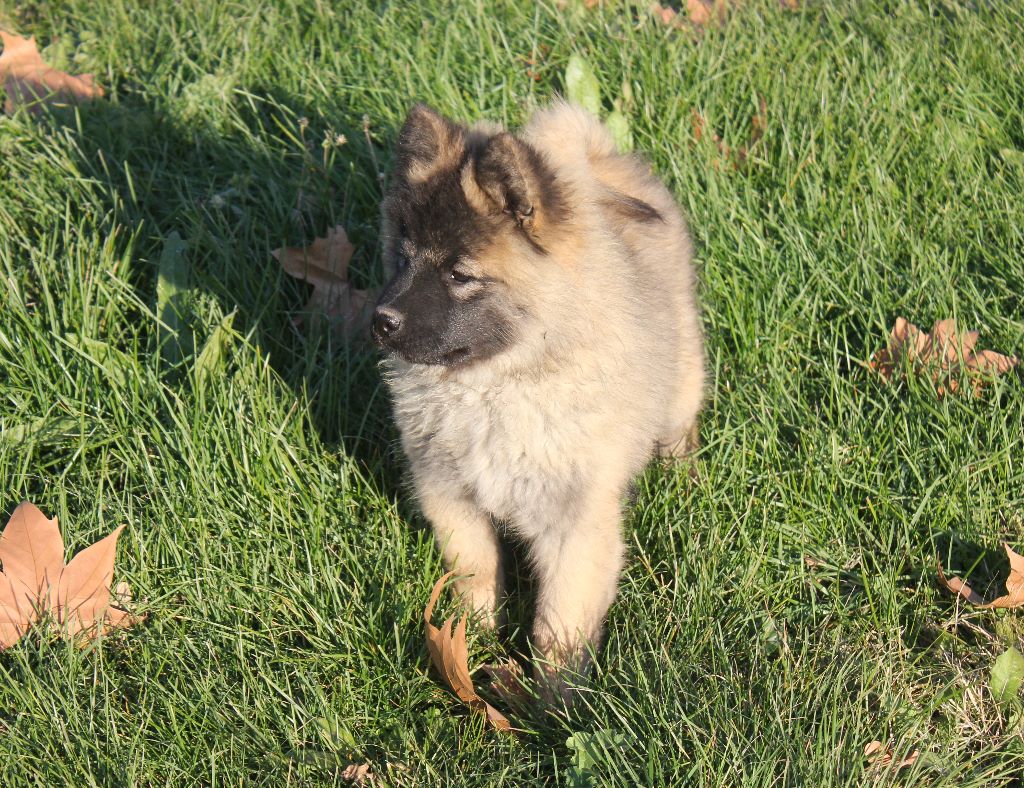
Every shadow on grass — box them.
[52,87,408,505]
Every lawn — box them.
[1,0,1024,784]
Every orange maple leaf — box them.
[0,29,104,116]
[271,225,377,339]
[870,317,1019,396]
[0,501,138,648]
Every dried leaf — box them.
[423,573,512,732]
[340,763,373,784]
[0,501,139,649]
[864,740,920,772]
[0,576,30,649]
[271,225,376,339]
[57,525,125,636]
[686,0,723,27]
[650,3,683,27]
[870,317,1019,396]
[938,544,1024,609]
[0,501,63,608]
[0,29,104,115]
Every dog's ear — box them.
[464,132,567,242]
[396,103,465,184]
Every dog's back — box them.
[524,102,705,455]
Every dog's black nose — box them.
[373,307,402,338]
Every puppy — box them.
[373,101,705,693]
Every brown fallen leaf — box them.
[686,0,729,27]
[650,3,684,27]
[0,501,139,648]
[423,572,512,732]
[650,1,731,29]
[864,740,920,772]
[0,29,104,116]
[271,225,377,339]
[870,317,1019,397]
[938,543,1024,609]
[340,763,373,784]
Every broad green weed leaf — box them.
[991,647,1024,706]
[156,231,190,366]
[194,311,235,387]
[566,729,626,776]
[63,335,132,388]
[0,415,79,446]
[605,110,633,151]
[565,55,601,116]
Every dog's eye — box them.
[449,269,474,284]
[396,254,409,271]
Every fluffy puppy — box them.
[373,101,705,692]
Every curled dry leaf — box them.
[864,740,920,772]
[870,318,1019,397]
[0,501,140,648]
[271,225,377,339]
[938,543,1024,609]
[423,572,512,732]
[0,29,104,116]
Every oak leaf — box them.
[0,501,139,648]
[870,318,1018,396]
[423,572,512,732]
[0,29,104,116]
[271,225,376,339]
[938,543,1024,609]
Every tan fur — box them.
[383,101,706,696]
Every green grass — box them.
[1,0,1024,783]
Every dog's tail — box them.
[521,99,619,164]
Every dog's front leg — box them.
[419,487,504,627]
[528,486,626,698]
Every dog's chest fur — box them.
[387,363,604,534]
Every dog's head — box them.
[373,104,568,367]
